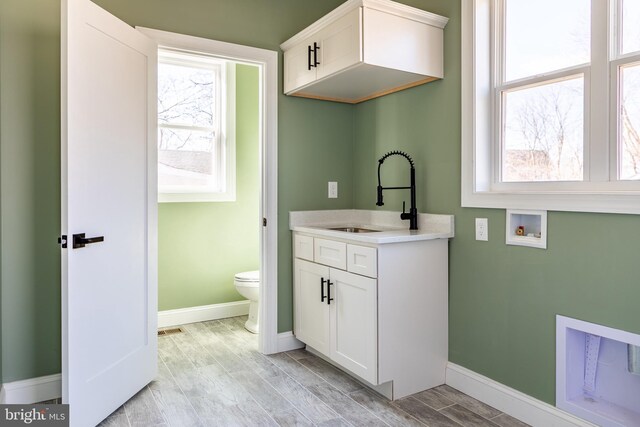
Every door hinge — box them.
[263,218,267,227]
[58,235,68,249]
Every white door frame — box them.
[137,28,279,354]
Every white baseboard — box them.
[277,331,304,352]
[0,374,62,404]
[158,300,250,328]
[446,363,597,427]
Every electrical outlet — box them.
[328,181,338,198]
[475,218,488,241]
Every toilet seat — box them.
[234,270,259,283]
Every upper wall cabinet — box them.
[280,0,448,104]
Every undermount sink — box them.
[328,227,381,233]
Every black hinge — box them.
[263,218,267,227]
[58,235,68,249]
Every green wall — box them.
[351,0,640,405]
[158,64,260,311]
[0,1,62,383]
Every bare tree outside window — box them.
[619,1,640,180]
[621,64,640,180]
[157,53,225,192]
[503,77,584,182]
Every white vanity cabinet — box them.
[294,234,378,383]
[292,230,449,399]
[281,0,448,104]
[294,258,378,383]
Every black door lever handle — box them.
[73,233,104,249]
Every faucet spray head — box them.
[376,185,384,206]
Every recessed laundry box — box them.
[556,315,640,427]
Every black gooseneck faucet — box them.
[376,151,418,230]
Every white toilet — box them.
[234,270,260,333]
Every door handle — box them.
[327,280,334,305]
[308,45,313,70]
[320,278,327,302]
[73,233,105,249]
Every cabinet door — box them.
[329,268,377,384]
[316,7,362,80]
[283,36,317,94]
[294,259,330,354]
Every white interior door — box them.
[61,0,157,425]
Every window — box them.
[462,0,640,214]
[158,49,235,202]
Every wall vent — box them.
[158,327,183,336]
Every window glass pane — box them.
[503,76,584,182]
[505,0,590,82]
[620,63,640,180]
[622,0,640,55]
[158,128,219,189]
[158,62,216,127]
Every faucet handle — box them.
[400,201,411,221]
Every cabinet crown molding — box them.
[280,0,449,51]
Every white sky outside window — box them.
[622,0,640,55]
[505,0,590,82]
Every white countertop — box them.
[289,209,454,244]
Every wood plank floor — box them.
[99,316,530,427]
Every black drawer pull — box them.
[320,278,328,302]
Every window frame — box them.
[157,49,236,203]
[462,0,640,215]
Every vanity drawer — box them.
[294,234,314,261]
[347,244,377,278]
[314,238,347,270]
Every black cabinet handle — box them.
[320,278,327,302]
[327,280,334,305]
[313,42,320,67]
[73,233,105,249]
[308,42,320,70]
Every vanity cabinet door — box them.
[329,268,378,384]
[294,259,330,354]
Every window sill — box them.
[461,189,640,215]
[159,192,236,203]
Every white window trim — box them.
[462,0,640,215]
[157,52,236,203]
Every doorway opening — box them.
[139,27,279,354]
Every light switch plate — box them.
[476,218,488,241]
[328,181,338,198]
